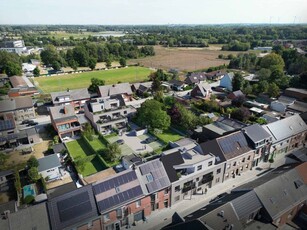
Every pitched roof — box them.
[0,97,33,113]
[52,143,66,154]
[98,83,132,97]
[262,114,307,143]
[169,79,185,86]
[38,154,61,172]
[243,124,272,144]
[50,88,90,104]
[93,169,144,214]
[192,82,212,97]
[160,151,184,183]
[8,202,50,230]
[137,159,171,194]
[185,72,207,84]
[47,182,77,199]
[230,90,244,97]
[287,101,307,113]
[47,185,98,230]
[200,131,252,161]
[49,104,77,122]
[9,76,27,88]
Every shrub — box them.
[24,195,35,204]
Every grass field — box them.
[128,45,260,72]
[34,66,152,93]
[82,156,106,177]
[155,129,183,143]
[66,139,94,159]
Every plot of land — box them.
[66,138,94,159]
[155,129,184,143]
[34,66,152,93]
[128,45,256,72]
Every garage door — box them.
[134,210,144,222]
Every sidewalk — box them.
[131,156,286,230]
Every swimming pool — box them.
[23,184,37,198]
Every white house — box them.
[219,72,234,91]
[38,154,62,181]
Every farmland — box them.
[128,45,259,72]
[34,66,152,93]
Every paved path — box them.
[131,155,287,230]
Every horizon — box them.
[1,0,307,25]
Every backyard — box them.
[34,66,152,93]
[155,129,184,143]
[65,137,107,177]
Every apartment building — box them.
[84,96,135,135]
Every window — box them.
[116,208,122,217]
[233,162,236,166]
[216,178,220,183]
[242,158,245,163]
[104,213,110,221]
[164,200,169,208]
[247,155,251,160]
[124,111,127,114]
[196,177,199,181]
[217,168,221,174]
[136,200,141,208]
[175,186,180,192]
[227,164,230,169]
[164,188,169,195]
[208,161,213,166]
[197,165,202,171]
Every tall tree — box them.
[268,83,280,98]
[260,53,285,72]
[33,67,40,77]
[88,77,105,93]
[4,61,22,76]
[119,58,126,67]
[88,57,97,70]
[105,143,121,162]
[27,156,39,168]
[232,72,244,91]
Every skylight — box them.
[146,173,154,183]
[115,187,121,193]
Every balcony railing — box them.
[198,173,214,186]
[182,182,196,193]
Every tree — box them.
[137,99,170,130]
[33,67,40,77]
[24,195,35,204]
[119,58,126,67]
[28,167,40,182]
[51,61,61,71]
[260,53,285,72]
[27,156,39,168]
[83,123,94,141]
[231,107,251,122]
[105,143,121,162]
[88,77,105,93]
[88,57,97,70]
[231,95,246,107]
[73,45,89,67]
[105,59,112,68]
[151,74,162,92]
[232,72,244,91]
[257,68,271,81]
[258,81,269,93]
[268,83,280,98]
[4,61,22,76]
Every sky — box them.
[0,0,307,25]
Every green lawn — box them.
[66,138,94,159]
[155,129,184,144]
[82,156,106,177]
[87,136,107,152]
[34,66,152,93]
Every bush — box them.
[24,195,35,204]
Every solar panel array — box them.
[0,120,15,131]
[139,160,170,193]
[218,132,248,155]
[57,191,92,222]
[97,186,143,213]
[93,170,137,195]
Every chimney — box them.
[64,106,67,114]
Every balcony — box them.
[57,122,81,133]
[198,173,214,186]
[182,182,196,194]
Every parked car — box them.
[27,120,38,126]
[62,136,70,141]
[116,139,125,145]
[145,137,157,143]
[21,119,31,125]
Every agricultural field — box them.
[34,66,152,93]
[31,31,125,39]
[128,45,259,72]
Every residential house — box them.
[122,153,143,170]
[160,139,224,205]
[0,40,27,54]
[190,82,212,99]
[243,124,272,166]
[0,202,50,230]
[284,88,307,102]
[219,72,234,91]
[234,163,307,228]
[98,83,133,103]
[197,116,246,142]
[8,76,38,97]
[131,82,152,96]
[47,185,102,230]
[0,170,14,185]
[93,169,147,229]
[84,96,134,135]
[204,70,226,81]
[262,114,307,160]
[184,72,207,85]
[199,131,255,182]
[181,190,263,230]
[287,101,307,113]
[0,96,35,122]
[270,96,296,113]
[136,159,171,212]
[38,154,62,181]
[168,79,187,91]
[50,88,90,113]
[22,63,36,73]
[228,90,244,100]
[49,104,81,140]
